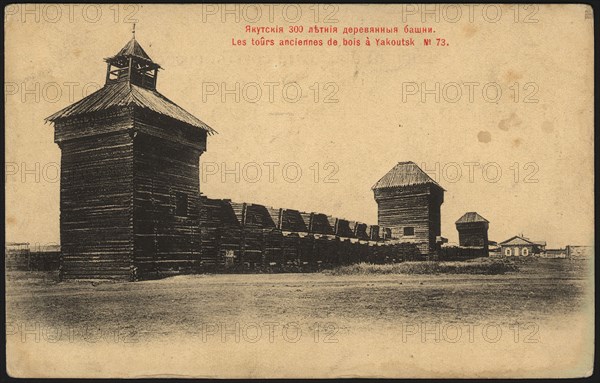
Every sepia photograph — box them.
[5,3,595,378]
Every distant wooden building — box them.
[455,212,489,255]
[46,33,216,280]
[372,162,444,256]
[499,235,546,257]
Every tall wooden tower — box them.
[372,162,444,256]
[46,30,216,281]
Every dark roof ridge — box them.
[46,81,216,134]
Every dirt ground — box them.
[5,258,594,378]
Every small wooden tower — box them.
[372,162,444,256]
[46,29,216,281]
[455,212,489,255]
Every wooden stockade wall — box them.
[197,196,423,275]
[8,198,487,278]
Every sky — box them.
[5,4,594,248]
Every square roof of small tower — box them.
[371,161,445,191]
[456,212,489,225]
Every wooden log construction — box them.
[191,197,428,275]
[52,134,451,280]
[45,36,456,281]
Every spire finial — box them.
[132,23,136,40]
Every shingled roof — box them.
[45,81,215,133]
[456,212,489,224]
[371,161,444,190]
[46,36,214,133]
[106,38,157,64]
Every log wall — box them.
[132,132,203,279]
[196,197,425,274]
[456,222,489,254]
[58,128,135,280]
[55,109,207,281]
[373,184,444,255]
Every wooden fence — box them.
[9,198,489,277]
[195,197,423,274]
[6,250,61,271]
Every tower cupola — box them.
[104,24,161,90]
